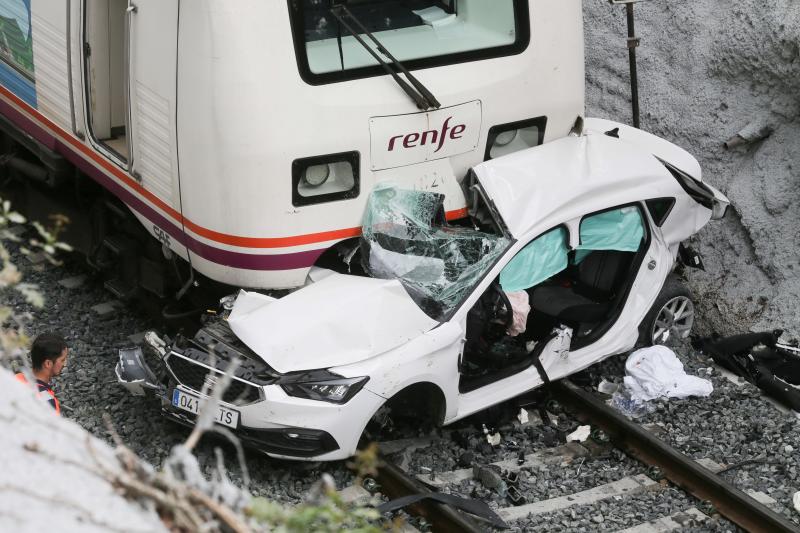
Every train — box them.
[0,0,583,302]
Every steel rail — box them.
[370,455,485,533]
[551,380,799,533]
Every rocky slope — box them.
[0,369,167,532]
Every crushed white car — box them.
[117,119,728,460]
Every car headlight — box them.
[292,151,360,206]
[281,375,369,404]
[485,116,547,160]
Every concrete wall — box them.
[584,0,800,337]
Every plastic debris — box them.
[624,345,713,402]
[553,325,573,359]
[597,379,620,395]
[609,389,656,419]
[517,408,529,425]
[566,425,591,443]
[482,423,501,446]
[793,491,800,515]
[695,329,800,411]
[507,485,526,506]
[503,471,519,487]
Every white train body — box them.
[0,0,583,289]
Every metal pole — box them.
[626,2,641,128]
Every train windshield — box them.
[289,0,529,83]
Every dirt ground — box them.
[583,0,800,339]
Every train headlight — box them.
[303,164,331,187]
[493,129,517,147]
[292,151,360,206]
[485,116,548,160]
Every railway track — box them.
[340,379,798,532]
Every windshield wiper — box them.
[329,4,441,110]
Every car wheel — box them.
[639,276,695,346]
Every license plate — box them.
[172,389,240,429]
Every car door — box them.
[454,225,571,420]
[539,202,671,382]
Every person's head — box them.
[31,333,68,380]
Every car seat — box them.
[529,250,634,325]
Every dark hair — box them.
[31,333,67,370]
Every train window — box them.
[288,0,529,85]
[0,0,36,105]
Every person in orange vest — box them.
[15,332,68,415]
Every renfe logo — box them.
[387,116,467,153]
[369,100,481,170]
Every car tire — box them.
[638,276,695,346]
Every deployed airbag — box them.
[499,227,568,292]
[574,207,644,263]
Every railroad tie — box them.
[614,507,709,533]
[497,473,659,522]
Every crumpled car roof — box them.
[472,131,684,238]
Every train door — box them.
[126,0,180,207]
[83,0,180,209]
[84,0,129,162]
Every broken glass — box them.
[362,184,510,320]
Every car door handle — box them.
[648,259,657,270]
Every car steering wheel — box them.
[488,282,514,332]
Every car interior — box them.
[459,205,648,392]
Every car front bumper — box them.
[115,346,383,461]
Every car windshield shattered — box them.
[361,184,511,320]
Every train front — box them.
[177,0,585,290]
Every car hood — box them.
[227,271,439,373]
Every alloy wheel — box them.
[651,295,695,345]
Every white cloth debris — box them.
[506,291,530,336]
[623,345,713,402]
[566,425,591,443]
